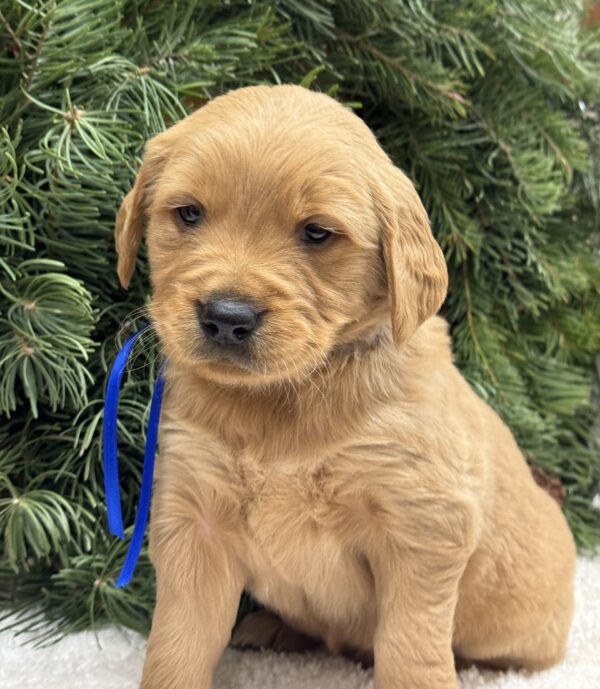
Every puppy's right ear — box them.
[115,136,170,289]
[376,165,448,348]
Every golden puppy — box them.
[115,85,575,689]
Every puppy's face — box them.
[116,86,447,386]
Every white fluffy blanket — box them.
[1,557,599,689]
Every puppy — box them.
[115,85,576,689]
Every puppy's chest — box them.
[234,460,366,581]
[234,455,346,546]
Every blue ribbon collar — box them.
[102,327,165,587]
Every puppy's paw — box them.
[231,610,321,653]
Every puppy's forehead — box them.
[151,87,384,241]
[174,84,378,162]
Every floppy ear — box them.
[377,166,448,348]
[115,136,170,289]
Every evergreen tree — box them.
[0,0,598,639]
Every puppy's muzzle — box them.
[198,298,261,347]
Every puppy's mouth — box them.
[189,336,270,382]
[201,348,259,374]
[195,354,284,387]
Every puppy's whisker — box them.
[281,359,301,409]
[116,305,153,339]
[300,345,329,405]
[275,362,292,409]
[121,325,168,378]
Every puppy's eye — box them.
[176,204,204,228]
[301,224,332,244]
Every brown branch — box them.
[23,16,51,93]
[462,261,500,389]
[334,27,469,106]
[0,10,21,54]
[6,15,52,130]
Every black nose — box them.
[198,299,261,346]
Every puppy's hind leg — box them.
[453,506,576,673]
[231,609,322,653]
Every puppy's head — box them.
[116,85,447,386]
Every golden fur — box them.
[115,85,576,689]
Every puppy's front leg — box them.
[371,548,468,689]
[140,501,244,689]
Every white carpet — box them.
[1,557,599,689]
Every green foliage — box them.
[0,0,599,639]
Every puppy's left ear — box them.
[377,166,448,348]
[115,134,170,289]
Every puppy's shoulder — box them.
[405,315,453,363]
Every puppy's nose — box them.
[198,299,260,346]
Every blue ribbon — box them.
[102,327,165,587]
